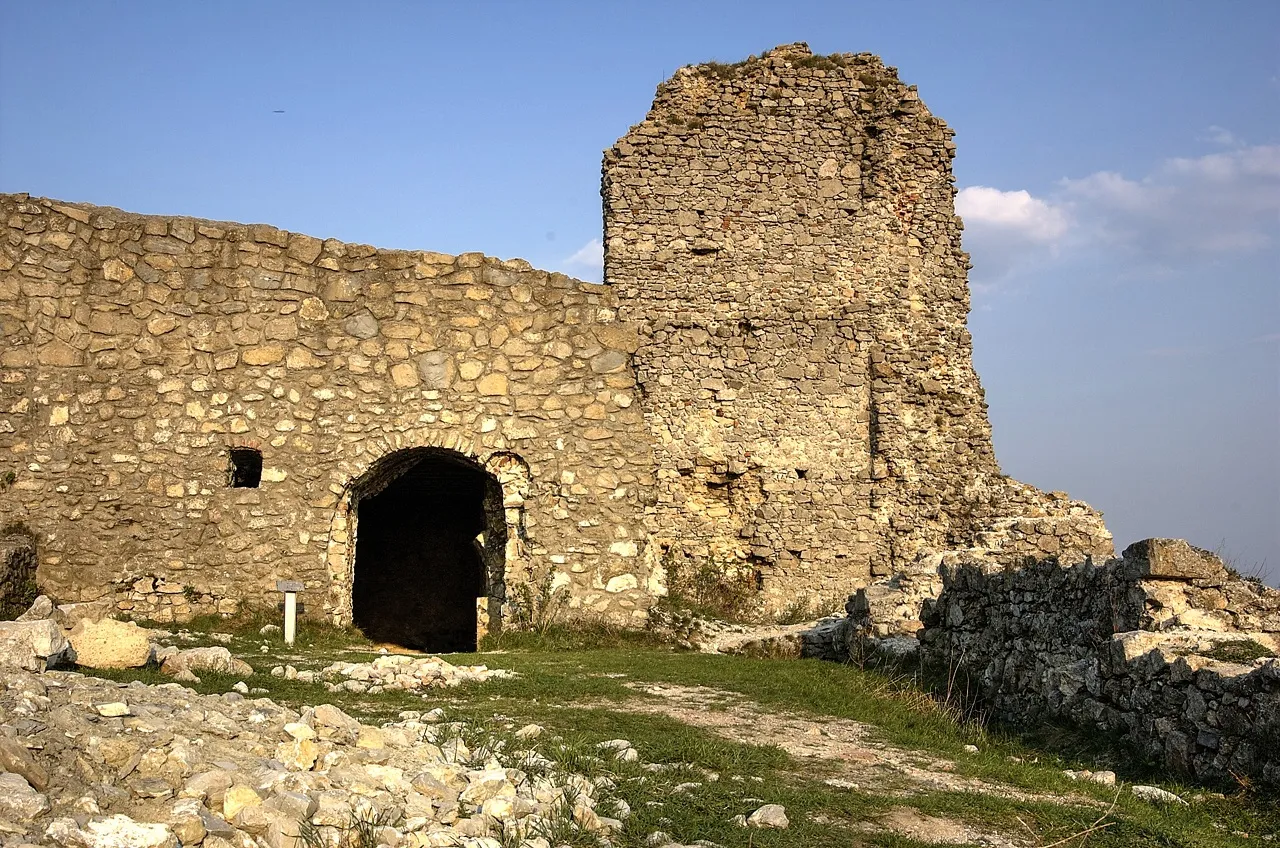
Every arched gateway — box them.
[345,447,526,651]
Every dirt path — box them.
[595,681,1102,846]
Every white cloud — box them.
[1201,125,1240,147]
[559,238,604,282]
[959,142,1280,287]
[956,187,1069,283]
[1061,144,1280,257]
[956,186,1069,242]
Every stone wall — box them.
[919,539,1280,789]
[0,194,657,624]
[2,43,1117,629]
[604,43,1110,613]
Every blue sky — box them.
[3,1,1277,582]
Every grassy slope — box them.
[85,618,1280,848]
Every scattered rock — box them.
[15,595,55,622]
[159,646,253,678]
[0,737,50,790]
[49,814,178,848]
[0,772,50,819]
[1063,769,1116,786]
[1132,785,1189,805]
[314,654,516,693]
[67,618,152,669]
[94,702,130,718]
[746,803,789,828]
[0,620,72,671]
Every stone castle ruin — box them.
[0,43,1114,650]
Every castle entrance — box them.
[350,448,506,652]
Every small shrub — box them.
[660,552,758,622]
[773,595,838,625]
[701,61,739,80]
[504,569,569,636]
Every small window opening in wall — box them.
[229,448,263,488]
[795,468,808,480]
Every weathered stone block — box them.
[68,617,152,669]
[1125,538,1228,582]
[0,619,72,671]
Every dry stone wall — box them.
[604,43,1110,611]
[920,539,1280,789]
[0,194,656,625]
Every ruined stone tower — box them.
[0,44,1112,641]
[605,43,1111,607]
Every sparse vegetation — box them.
[503,568,570,636]
[773,594,839,625]
[658,552,759,622]
[299,806,396,848]
[1204,639,1273,664]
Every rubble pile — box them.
[0,670,624,847]
[269,655,517,694]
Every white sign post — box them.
[276,580,304,646]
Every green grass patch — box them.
[1202,639,1273,664]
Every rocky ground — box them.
[2,600,1278,847]
[0,664,812,848]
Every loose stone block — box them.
[1125,538,1228,582]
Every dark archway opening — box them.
[352,450,502,652]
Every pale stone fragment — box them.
[343,312,380,339]
[298,296,329,320]
[0,771,49,819]
[0,620,72,671]
[221,784,261,820]
[747,804,789,828]
[605,574,638,592]
[68,618,152,669]
[476,373,508,396]
[102,258,134,281]
[390,362,420,388]
[243,345,284,365]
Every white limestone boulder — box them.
[0,619,73,671]
[159,646,253,678]
[68,617,152,669]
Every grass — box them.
[76,617,1280,848]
